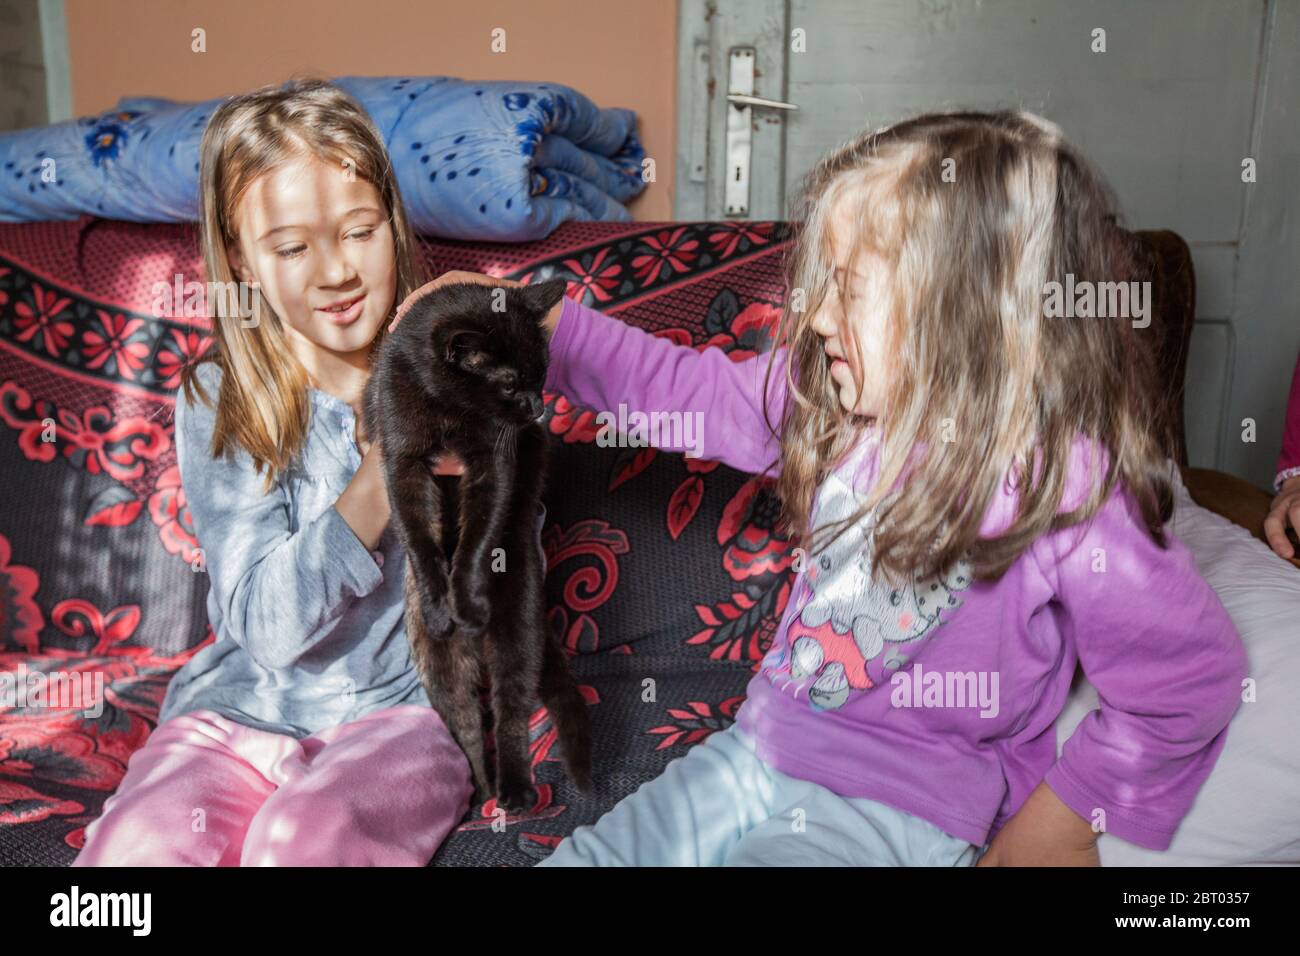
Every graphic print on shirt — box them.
[760,465,973,711]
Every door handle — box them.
[726,93,799,111]
[725,48,796,217]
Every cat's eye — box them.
[446,329,490,367]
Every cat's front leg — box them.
[448,462,515,635]
[387,452,455,638]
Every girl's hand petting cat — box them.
[388,270,564,342]
[353,416,465,475]
[975,781,1101,867]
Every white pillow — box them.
[1055,465,1300,865]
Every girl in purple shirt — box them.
[526,110,1247,866]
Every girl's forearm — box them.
[544,295,786,476]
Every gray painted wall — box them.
[677,0,1300,490]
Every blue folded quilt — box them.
[0,75,647,241]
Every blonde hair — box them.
[764,110,1174,582]
[180,76,428,494]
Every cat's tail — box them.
[539,631,593,792]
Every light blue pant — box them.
[537,722,988,866]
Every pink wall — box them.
[65,0,676,220]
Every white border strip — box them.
[38,0,72,122]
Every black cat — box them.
[361,278,592,812]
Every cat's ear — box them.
[444,328,490,369]
[519,277,569,317]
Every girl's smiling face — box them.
[226,154,397,362]
[808,192,895,419]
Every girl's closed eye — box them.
[275,229,376,260]
[832,270,861,303]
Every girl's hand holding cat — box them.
[336,440,391,551]
[353,415,464,475]
[339,421,466,552]
[975,781,1100,867]
[388,270,564,342]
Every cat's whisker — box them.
[494,422,517,462]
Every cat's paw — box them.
[418,591,456,639]
[495,778,539,815]
[449,586,491,635]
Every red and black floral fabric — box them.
[0,216,796,865]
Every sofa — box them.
[0,216,1289,865]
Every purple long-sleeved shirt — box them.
[546,295,1248,851]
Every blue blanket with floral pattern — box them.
[0,76,647,241]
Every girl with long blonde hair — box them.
[518,110,1247,866]
[73,78,518,866]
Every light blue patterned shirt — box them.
[159,359,541,738]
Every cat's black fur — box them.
[361,278,591,811]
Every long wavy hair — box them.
[763,110,1174,583]
[179,76,428,494]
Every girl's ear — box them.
[227,241,253,283]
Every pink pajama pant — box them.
[71,704,473,866]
